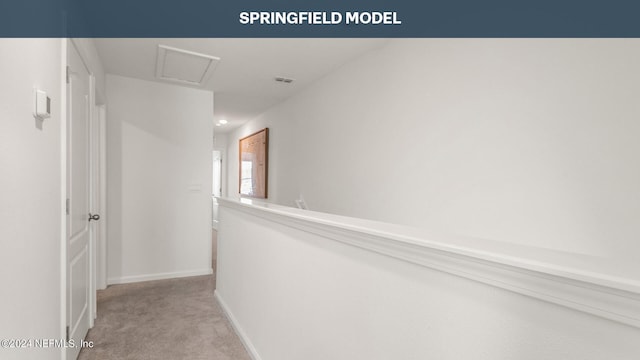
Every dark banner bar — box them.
[1,0,639,37]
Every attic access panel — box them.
[239,128,269,199]
[155,45,220,86]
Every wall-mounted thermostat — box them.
[34,88,51,120]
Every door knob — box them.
[88,213,100,221]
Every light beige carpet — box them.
[78,231,250,360]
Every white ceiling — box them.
[94,38,388,133]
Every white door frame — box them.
[213,147,226,197]
[60,38,68,360]
[88,77,97,326]
[96,104,107,291]
[212,148,225,231]
[89,71,96,328]
[60,38,100,360]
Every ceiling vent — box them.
[275,76,295,84]
[155,45,220,86]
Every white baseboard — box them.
[107,268,213,285]
[215,290,263,360]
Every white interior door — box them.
[66,43,92,360]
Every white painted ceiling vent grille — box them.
[155,45,220,86]
[275,76,295,84]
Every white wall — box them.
[217,204,640,360]
[0,39,63,359]
[213,132,228,149]
[106,74,213,283]
[227,39,640,261]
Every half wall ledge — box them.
[217,197,640,329]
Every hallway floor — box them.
[78,231,250,360]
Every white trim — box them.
[59,38,68,360]
[107,268,213,285]
[97,105,107,290]
[215,291,263,360]
[88,73,97,328]
[218,197,640,329]
[212,147,226,197]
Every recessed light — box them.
[215,123,221,127]
[219,119,228,124]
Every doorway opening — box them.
[212,150,223,229]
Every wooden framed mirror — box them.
[239,128,269,198]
